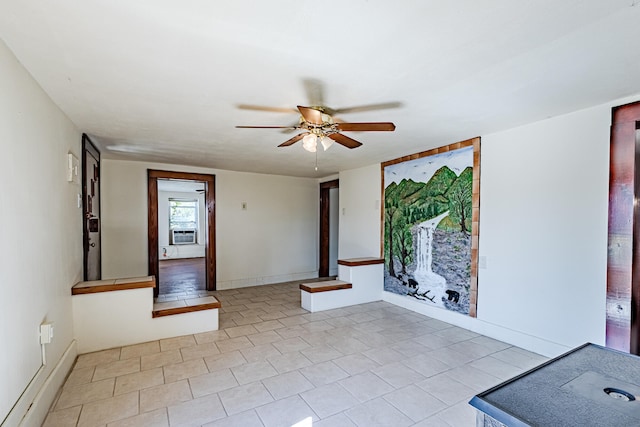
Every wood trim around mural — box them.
[380,137,481,318]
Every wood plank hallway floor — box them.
[158,258,206,296]
[45,281,548,426]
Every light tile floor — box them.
[45,281,548,427]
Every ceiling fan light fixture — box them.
[320,136,334,151]
[302,133,318,152]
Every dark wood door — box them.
[319,179,339,277]
[83,134,101,281]
[606,100,640,354]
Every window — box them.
[169,199,198,230]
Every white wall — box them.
[158,190,206,259]
[338,164,382,259]
[339,94,640,357]
[102,160,319,288]
[0,40,82,425]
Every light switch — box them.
[67,153,79,183]
[40,323,54,344]
[479,256,487,269]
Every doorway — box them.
[606,100,640,355]
[82,134,101,281]
[319,179,339,277]
[148,170,216,297]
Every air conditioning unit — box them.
[171,229,196,245]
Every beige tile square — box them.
[42,406,81,427]
[272,337,311,354]
[120,341,160,360]
[56,378,115,410]
[240,343,282,363]
[225,324,259,338]
[300,383,358,419]
[255,395,318,427]
[253,319,285,332]
[339,372,395,402]
[246,330,282,346]
[77,391,139,427]
[300,361,349,386]
[167,393,226,426]
[163,358,208,383]
[233,315,264,326]
[204,350,247,372]
[180,342,220,361]
[141,349,182,370]
[344,398,413,427]
[93,357,140,381]
[75,348,121,369]
[140,380,192,413]
[215,336,254,353]
[230,360,277,385]
[218,382,274,416]
[153,300,187,311]
[267,351,312,374]
[107,408,168,427]
[194,329,229,344]
[160,334,197,352]
[185,296,218,306]
[114,368,164,395]
[63,366,95,389]
[261,370,314,400]
[189,369,239,398]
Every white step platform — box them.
[300,257,384,312]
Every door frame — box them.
[148,169,216,296]
[82,134,101,281]
[319,179,339,277]
[606,100,640,354]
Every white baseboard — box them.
[217,271,319,290]
[382,291,570,358]
[4,340,77,427]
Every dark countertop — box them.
[469,343,640,427]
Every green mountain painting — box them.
[383,145,473,314]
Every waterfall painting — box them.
[381,138,480,317]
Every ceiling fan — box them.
[236,105,396,151]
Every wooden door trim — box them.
[148,169,216,296]
[319,179,339,277]
[82,134,100,281]
[607,100,640,354]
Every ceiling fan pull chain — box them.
[315,150,318,171]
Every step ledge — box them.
[300,280,352,293]
[152,301,221,318]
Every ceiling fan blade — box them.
[297,106,324,125]
[333,102,402,114]
[278,132,309,147]
[236,125,298,129]
[237,104,298,113]
[329,133,363,149]
[337,122,396,132]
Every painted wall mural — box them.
[381,138,480,317]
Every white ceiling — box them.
[1,1,639,178]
